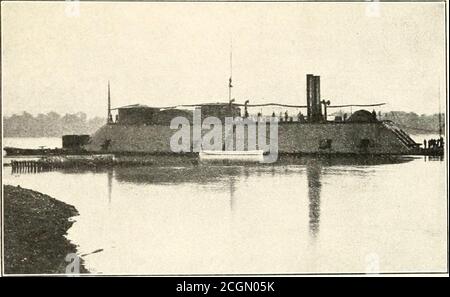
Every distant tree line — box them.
[3,112,105,137]
[2,110,445,137]
[330,110,444,135]
[379,111,445,135]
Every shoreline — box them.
[3,185,89,275]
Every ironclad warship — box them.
[82,74,421,155]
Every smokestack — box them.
[306,74,314,122]
[314,75,322,121]
[306,74,323,122]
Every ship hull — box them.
[84,121,417,155]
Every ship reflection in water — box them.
[4,155,446,274]
[307,160,322,238]
[110,155,414,239]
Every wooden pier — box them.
[10,160,60,174]
[8,154,116,173]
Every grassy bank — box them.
[3,185,88,274]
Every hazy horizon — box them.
[1,2,446,118]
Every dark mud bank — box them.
[3,185,88,274]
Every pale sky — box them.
[1,1,446,117]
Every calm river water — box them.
[2,137,447,274]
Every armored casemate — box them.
[84,75,420,155]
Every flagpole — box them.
[107,80,111,124]
[438,81,442,138]
[228,40,233,103]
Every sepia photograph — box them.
[0,0,448,280]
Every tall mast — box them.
[228,40,233,103]
[107,81,111,123]
[438,82,442,137]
